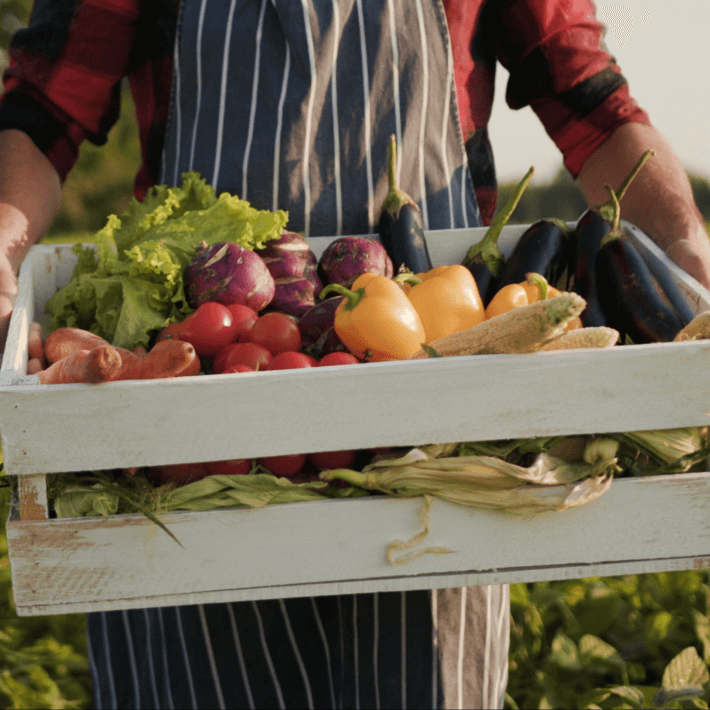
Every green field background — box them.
[3,0,710,707]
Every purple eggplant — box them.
[185,241,275,311]
[571,150,655,327]
[298,296,345,348]
[317,236,393,288]
[461,167,535,305]
[378,134,433,274]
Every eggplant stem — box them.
[597,149,654,223]
[463,166,535,277]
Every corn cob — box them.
[409,292,586,358]
[537,326,619,351]
[673,311,710,341]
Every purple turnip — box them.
[317,236,394,288]
[258,231,323,317]
[185,241,275,312]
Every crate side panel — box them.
[7,473,710,612]
[14,556,710,616]
[2,338,710,475]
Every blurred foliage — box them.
[505,573,710,709]
[0,487,92,709]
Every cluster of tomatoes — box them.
[148,301,360,484]
[157,301,359,372]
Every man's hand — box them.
[0,129,62,351]
[578,122,710,290]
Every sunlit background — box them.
[489,1,710,184]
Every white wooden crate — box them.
[2,224,710,616]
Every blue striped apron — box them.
[87,0,509,707]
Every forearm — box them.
[0,129,62,346]
[577,122,710,288]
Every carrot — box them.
[44,327,110,364]
[28,322,46,365]
[110,339,201,381]
[38,345,122,385]
[27,357,44,375]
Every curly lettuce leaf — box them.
[45,172,288,349]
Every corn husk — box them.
[614,427,710,473]
[320,446,616,513]
[320,447,615,564]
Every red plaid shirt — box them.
[0,0,649,224]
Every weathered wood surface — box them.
[7,472,710,616]
[1,225,709,476]
[2,338,710,476]
[3,224,710,615]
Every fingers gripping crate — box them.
[2,225,710,616]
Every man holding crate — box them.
[0,0,708,708]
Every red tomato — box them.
[147,462,212,487]
[258,453,308,477]
[204,458,252,476]
[156,322,183,343]
[267,351,315,370]
[180,302,239,358]
[225,304,259,342]
[246,312,302,354]
[213,342,272,373]
[223,364,254,374]
[318,352,361,366]
[308,449,358,470]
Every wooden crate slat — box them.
[7,472,710,614]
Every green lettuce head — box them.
[45,172,289,349]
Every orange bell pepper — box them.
[405,264,485,343]
[320,274,426,361]
[485,273,582,330]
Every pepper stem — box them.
[597,149,654,223]
[526,272,548,301]
[319,283,365,311]
[393,272,423,286]
[463,166,535,277]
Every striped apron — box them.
[87,0,509,707]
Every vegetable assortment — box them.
[30,148,710,500]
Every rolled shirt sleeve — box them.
[494,0,651,177]
[0,0,142,182]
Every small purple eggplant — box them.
[317,236,393,288]
[298,296,345,349]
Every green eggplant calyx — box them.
[595,149,654,223]
[546,218,573,238]
[526,272,548,300]
[462,165,535,277]
[599,228,622,249]
[319,283,365,311]
[381,134,420,218]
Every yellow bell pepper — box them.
[320,274,426,361]
[485,273,582,330]
[405,264,485,343]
